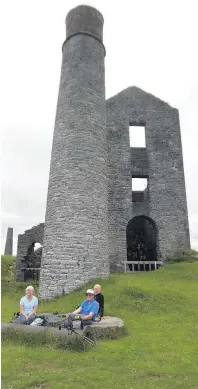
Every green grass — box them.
[1,254,16,282]
[1,255,198,389]
[166,249,198,263]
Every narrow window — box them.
[132,178,148,191]
[129,125,146,147]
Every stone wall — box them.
[131,148,148,177]
[132,187,150,218]
[107,86,190,266]
[16,223,44,282]
[107,101,132,272]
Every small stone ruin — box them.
[16,223,44,282]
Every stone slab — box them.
[1,322,79,340]
[4,315,124,340]
[83,316,124,339]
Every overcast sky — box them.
[1,0,198,254]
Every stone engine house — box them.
[16,5,190,298]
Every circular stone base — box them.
[8,314,124,340]
[83,316,124,339]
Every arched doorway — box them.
[23,242,42,281]
[126,216,157,271]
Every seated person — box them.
[62,289,99,329]
[19,285,38,325]
[94,284,104,320]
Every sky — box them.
[1,0,198,254]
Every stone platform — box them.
[83,316,124,339]
[11,313,64,327]
[3,315,124,340]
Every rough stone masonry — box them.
[16,5,190,296]
[4,227,13,256]
[39,5,109,299]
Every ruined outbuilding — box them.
[16,224,44,282]
[16,6,190,296]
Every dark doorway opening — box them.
[126,216,157,271]
[22,242,42,281]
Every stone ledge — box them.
[4,315,124,340]
[1,322,79,341]
[83,316,124,339]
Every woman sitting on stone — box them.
[19,285,38,324]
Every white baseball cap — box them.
[86,289,94,295]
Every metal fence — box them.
[22,268,41,281]
[124,261,163,272]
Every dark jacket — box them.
[94,293,104,318]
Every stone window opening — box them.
[132,177,148,202]
[129,124,146,148]
[34,242,42,251]
[132,177,148,191]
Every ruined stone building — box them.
[16,224,44,282]
[16,5,190,298]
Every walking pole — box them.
[58,314,100,347]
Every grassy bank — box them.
[1,255,198,389]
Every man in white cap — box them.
[61,289,99,329]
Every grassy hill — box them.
[1,255,198,389]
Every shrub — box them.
[166,249,198,264]
[1,255,16,282]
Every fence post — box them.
[149,262,151,271]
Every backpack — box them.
[30,317,44,326]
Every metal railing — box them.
[21,267,41,281]
[124,261,163,272]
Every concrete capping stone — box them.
[66,5,104,42]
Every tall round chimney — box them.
[39,6,109,299]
